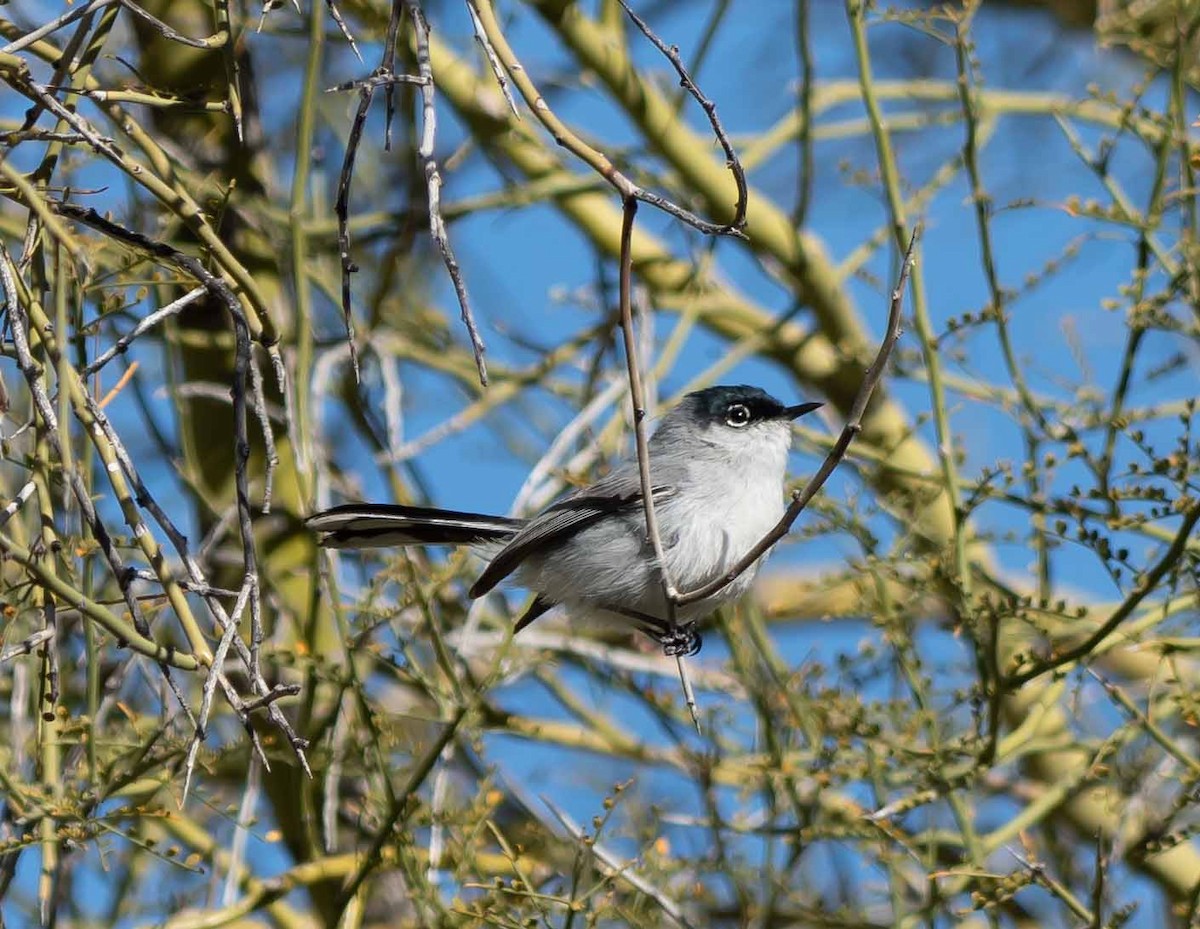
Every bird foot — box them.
[654,622,702,657]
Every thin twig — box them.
[616,0,746,231]
[614,197,700,733]
[511,375,627,514]
[164,382,285,421]
[380,0,404,150]
[95,360,138,408]
[325,72,422,94]
[0,628,55,664]
[323,0,362,62]
[30,595,50,720]
[327,0,426,383]
[83,286,206,376]
[407,0,489,386]
[1085,667,1200,777]
[184,603,244,803]
[465,0,746,240]
[256,0,300,32]
[246,348,278,513]
[542,797,699,929]
[617,200,675,601]
[212,0,243,141]
[464,0,518,116]
[242,684,302,713]
[1006,848,1095,924]
[793,0,815,227]
[0,481,37,528]
[332,82,377,382]
[322,706,348,853]
[222,755,262,906]
[0,0,110,55]
[117,0,226,49]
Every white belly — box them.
[660,472,786,610]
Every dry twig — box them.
[406,0,489,386]
[617,0,747,231]
[466,0,747,239]
[329,0,420,382]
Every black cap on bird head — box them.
[680,385,824,430]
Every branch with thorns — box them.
[329,0,488,386]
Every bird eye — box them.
[725,402,751,427]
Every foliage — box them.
[0,1,1197,927]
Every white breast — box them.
[662,446,788,614]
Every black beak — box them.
[784,400,824,419]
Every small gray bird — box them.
[307,385,822,655]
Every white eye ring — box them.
[725,403,751,427]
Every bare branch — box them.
[614,197,702,732]
[327,3,423,383]
[407,0,489,386]
[617,0,747,231]
[465,0,747,240]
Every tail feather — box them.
[307,503,523,549]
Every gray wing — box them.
[468,467,674,598]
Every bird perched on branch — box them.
[308,385,821,655]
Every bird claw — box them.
[655,622,702,657]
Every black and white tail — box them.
[306,503,523,549]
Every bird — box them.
[307,385,822,655]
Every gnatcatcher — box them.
[307,385,822,655]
